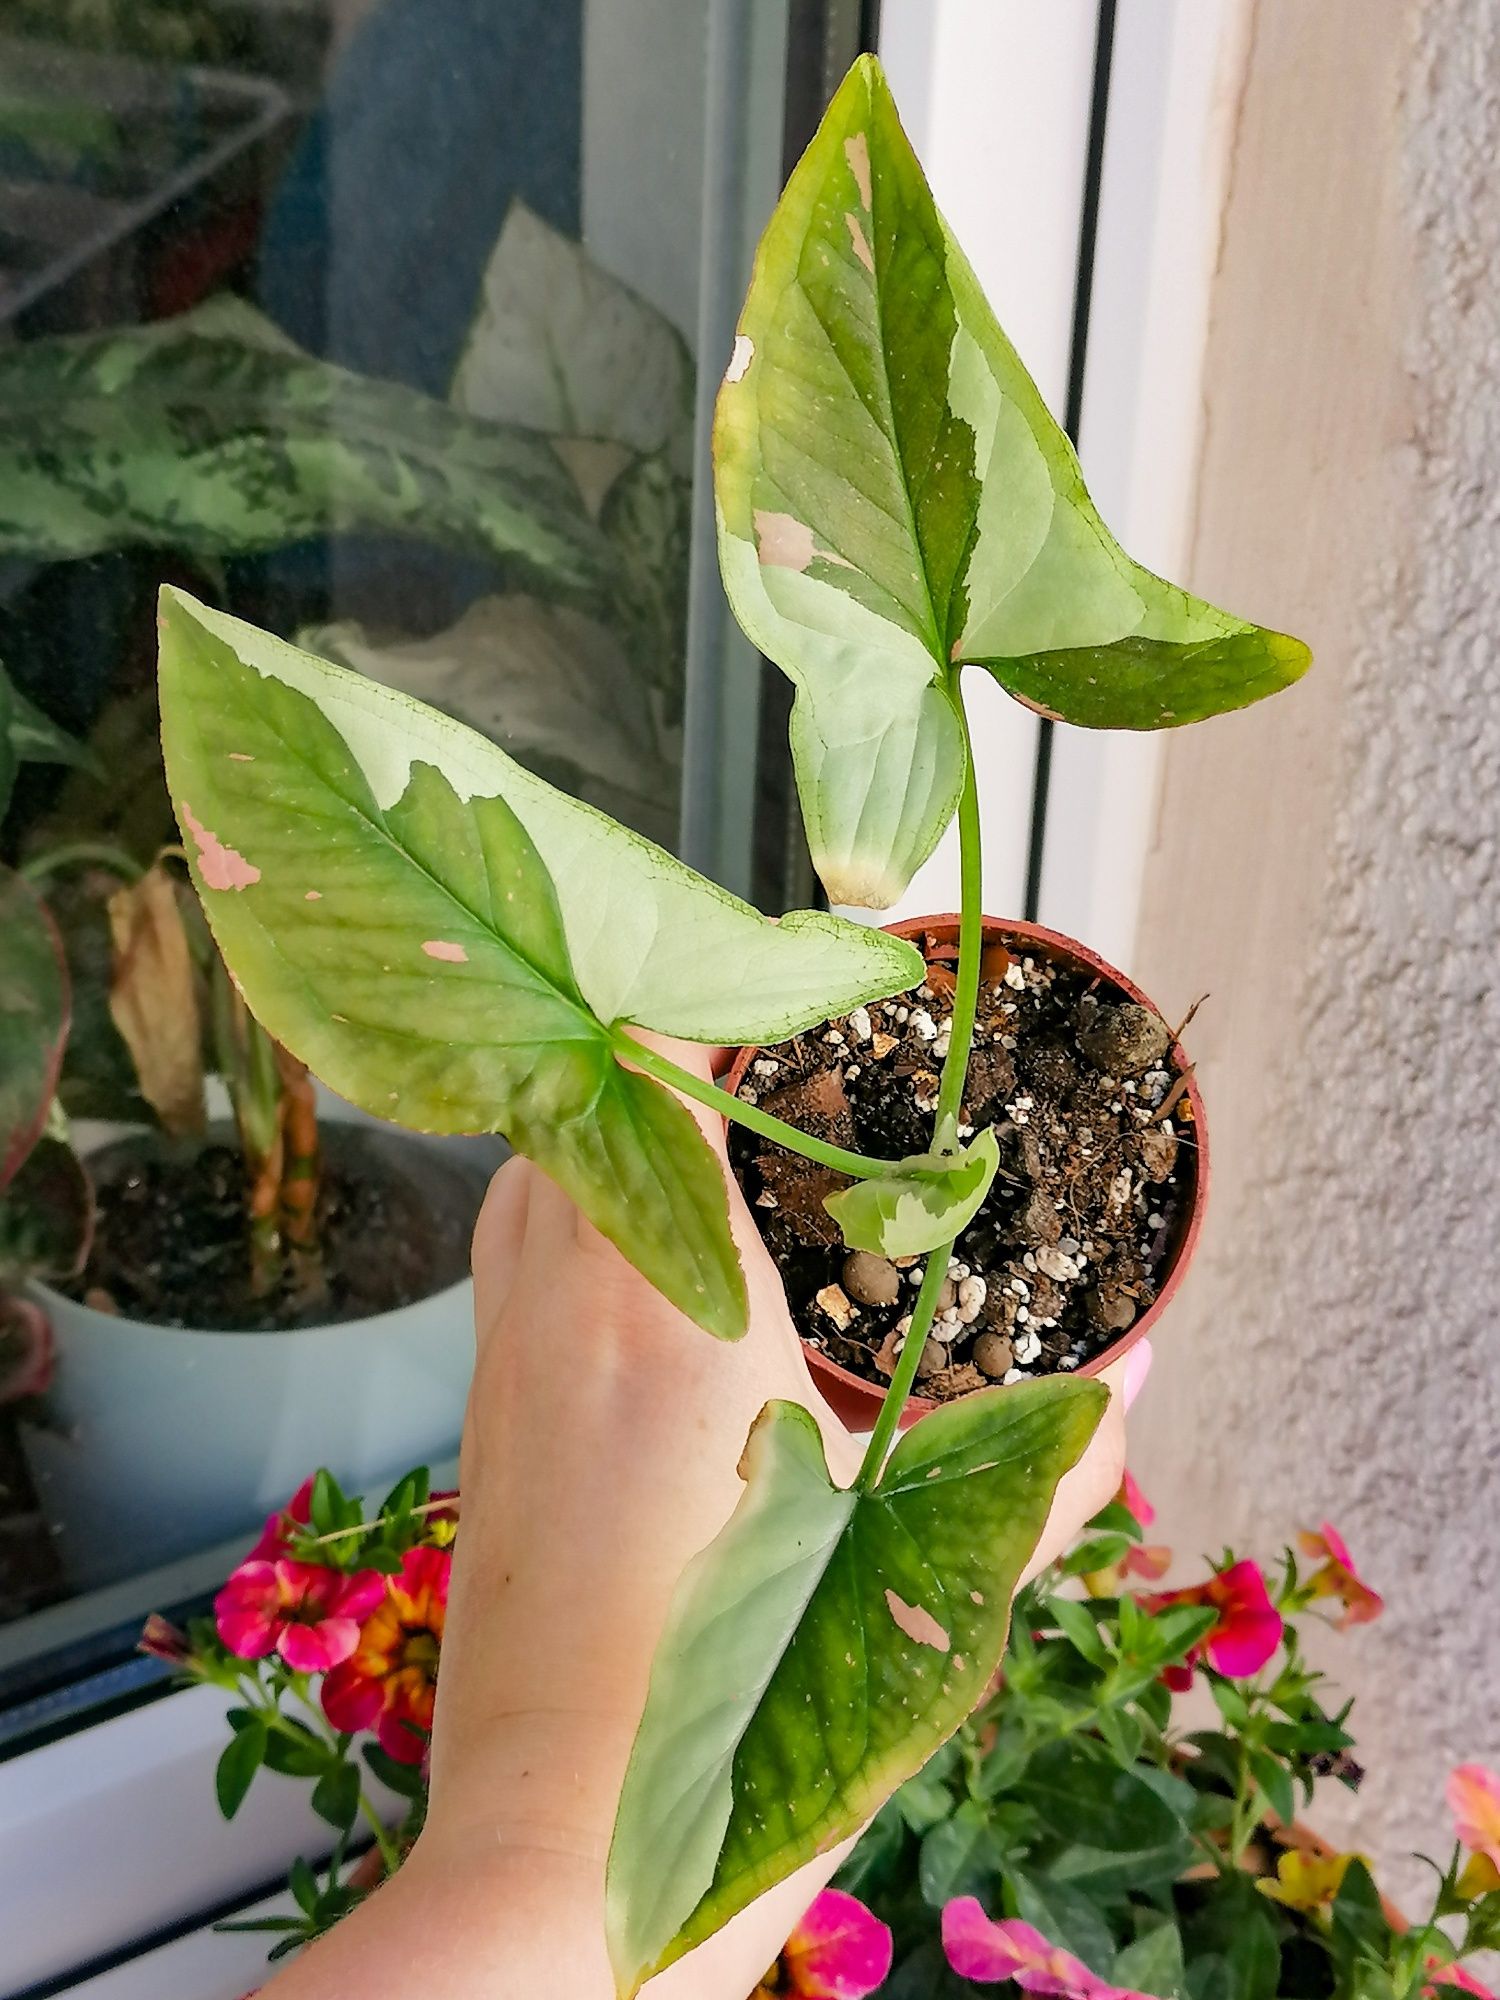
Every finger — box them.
[470,1156,534,1335]
[1019,1346,1140,1582]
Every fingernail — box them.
[1122,1339,1154,1411]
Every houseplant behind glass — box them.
[153,54,1310,1993]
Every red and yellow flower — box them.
[753,1889,892,1998]
[1298,1523,1383,1628]
[321,1544,450,1763]
[1146,1559,1283,1688]
[1257,1846,1367,1915]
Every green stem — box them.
[855,1240,952,1490]
[615,1032,915,1183]
[19,841,142,885]
[360,1791,403,1876]
[933,701,984,1153]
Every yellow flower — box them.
[1257,1847,1368,1915]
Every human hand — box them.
[268,1037,1136,1999]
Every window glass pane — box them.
[0,0,796,1691]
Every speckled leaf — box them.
[157,592,921,1336]
[606,1378,1107,1994]
[715,55,1309,908]
[0,297,604,590]
[0,866,68,1193]
[824,1127,999,1257]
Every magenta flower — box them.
[755,1889,892,1998]
[1448,1765,1500,1895]
[214,1558,385,1672]
[1119,1470,1155,1528]
[1146,1559,1283,1689]
[1298,1523,1383,1627]
[1426,1960,1498,2000]
[138,1613,195,1668]
[941,1902,1147,2000]
[246,1475,316,1562]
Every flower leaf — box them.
[715,55,1309,908]
[605,1377,1107,1993]
[823,1128,999,1256]
[215,1718,267,1820]
[157,591,920,1338]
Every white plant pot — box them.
[20,1093,499,1593]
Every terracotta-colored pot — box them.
[725,914,1209,1432]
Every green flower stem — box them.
[854,1239,953,1491]
[933,695,983,1154]
[267,1685,406,1878]
[613,1032,917,1183]
[359,1791,403,1876]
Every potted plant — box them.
[150,53,1311,1995]
[1,721,488,1592]
[0,200,696,1591]
[155,1469,1500,2000]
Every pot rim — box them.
[32,1113,481,1343]
[724,912,1209,1425]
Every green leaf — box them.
[1044,1596,1112,1668]
[919,1798,1008,1907]
[715,55,1308,908]
[363,1742,427,1801]
[823,1128,998,1255]
[311,1759,362,1834]
[158,592,921,1337]
[0,866,68,1194]
[605,1376,1106,1993]
[1011,1740,1195,1894]
[894,1767,959,1836]
[834,1799,910,1902]
[288,1855,322,1918]
[260,1720,330,1781]
[1114,1918,1187,2000]
[1,662,92,774]
[453,201,694,473]
[1249,1748,1296,1830]
[1009,1867,1119,1975]
[215,1719,267,1820]
[0,297,605,590]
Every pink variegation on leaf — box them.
[754,1889,892,1998]
[941,1902,1148,2000]
[1146,1559,1283,1689]
[215,1558,385,1672]
[1298,1522,1383,1627]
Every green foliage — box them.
[823,1126,999,1255]
[605,1378,1106,1993]
[0,297,606,589]
[715,55,1309,907]
[0,866,67,1193]
[157,589,921,1338]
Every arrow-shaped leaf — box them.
[606,1377,1107,1992]
[825,1126,999,1257]
[156,591,921,1338]
[715,55,1309,908]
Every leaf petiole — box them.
[612,1031,918,1184]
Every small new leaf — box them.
[823,1128,999,1257]
[605,1377,1106,1993]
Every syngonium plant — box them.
[153,55,1309,1995]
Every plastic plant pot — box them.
[725,915,1209,1434]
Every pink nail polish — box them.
[1122,1339,1154,1411]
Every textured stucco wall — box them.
[1128,0,1499,1908]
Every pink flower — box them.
[138,1613,194,1668]
[215,1559,385,1672]
[1146,1559,1283,1688]
[1448,1765,1500,1894]
[1119,1470,1155,1528]
[1426,1959,1497,2000]
[246,1476,316,1561]
[941,1903,1147,2000]
[755,1889,892,1998]
[1298,1523,1383,1627]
